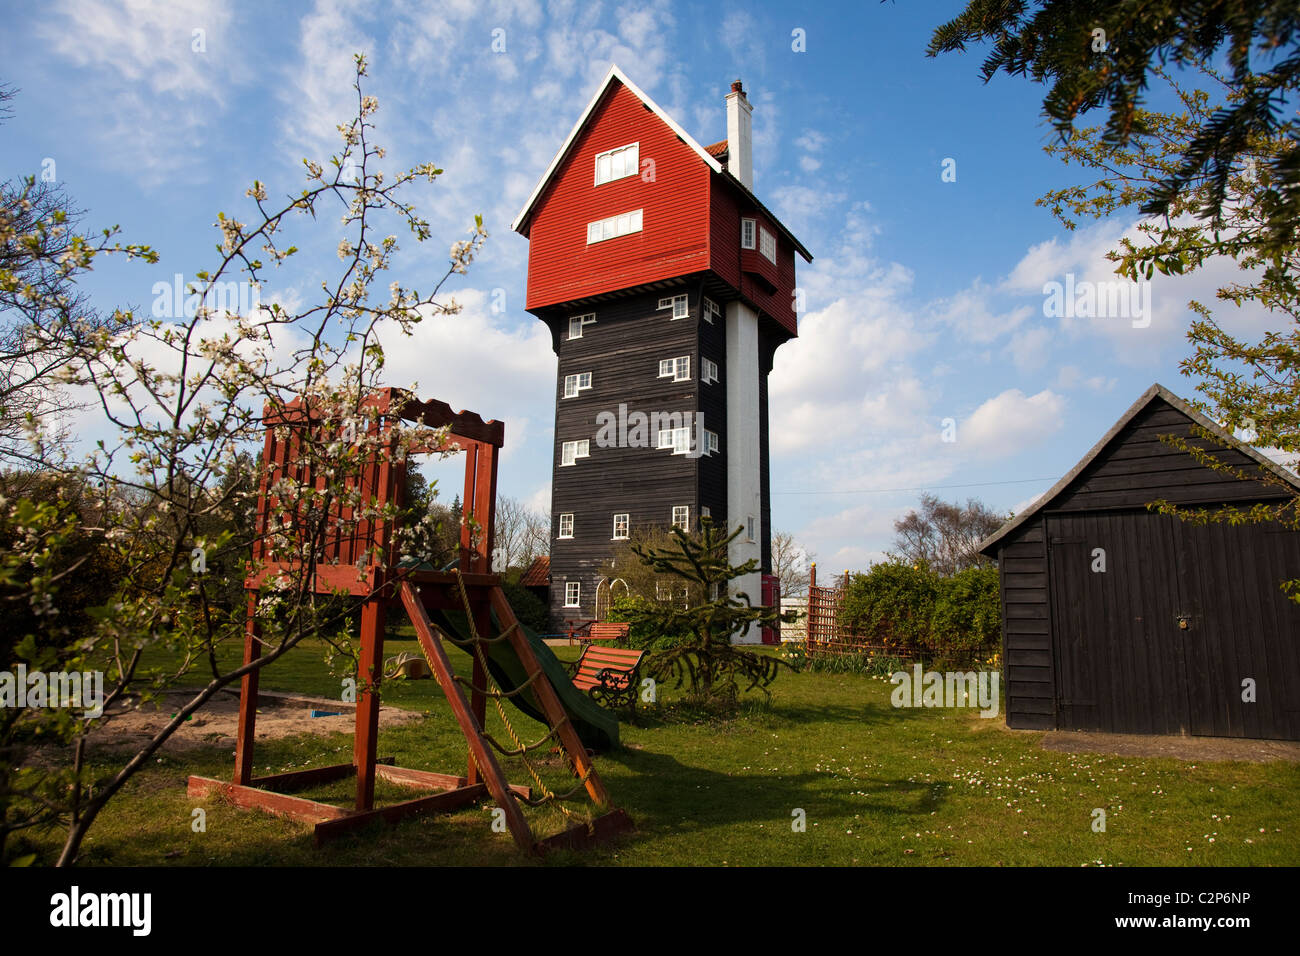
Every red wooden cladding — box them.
[709,181,798,335]
[524,81,712,311]
[524,80,802,337]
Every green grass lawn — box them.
[21,634,1300,866]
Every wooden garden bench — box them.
[568,645,643,716]
[566,620,629,646]
[587,622,630,644]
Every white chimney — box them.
[725,79,753,190]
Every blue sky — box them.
[1,0,1285,571]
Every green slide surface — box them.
[423,605,620,752]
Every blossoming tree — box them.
[0,54,485,865]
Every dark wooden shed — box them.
[979,383,1300,740]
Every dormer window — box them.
[595,142,639,185]
[740,218,756,250]
[759,226,777,264]
[587,209,643,244]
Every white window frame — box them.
[740,218,756,250]
[702,357,719,384]
[658,294,689,320]
[706,429,719,454]
[672,506,690,531]
[657,427,690,454]
[658,356,690,382]
[558,513,574,539]
[759,225,777,264]
[567,313,596,340]
[594,142,639,185]
[586,208,643,245]
[703,298,721,324]
[561,439,590,466]
[612,513,629,540]
[563,371,592,398]
[564,581,581,607]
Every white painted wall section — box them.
[725,299,761,643]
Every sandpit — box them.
[82,687,425,755]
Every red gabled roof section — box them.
[513,64,812,325]
[512,64,722,238]
[520,555,550,587]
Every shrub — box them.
[930,565,1001,662]
[605,594,689,651]
[500,579,549,634]
[840,561,938,653]
[836,560,1001,666]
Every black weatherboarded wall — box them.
[980,384,1300,740]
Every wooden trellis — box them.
[805,564,849,654]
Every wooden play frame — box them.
[187,388,632,853]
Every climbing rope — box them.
[451,570,594,823]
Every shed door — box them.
[1170,520,1300,739]
[1047,514,1192,734]
[1049,513,1300,739]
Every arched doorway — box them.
[594,577,611,621]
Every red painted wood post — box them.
[353,595,386,810]
[234,591,261,785]
[476,442,499,575]
[806,563,816,646]
[460,442,478,569]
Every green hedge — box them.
[605,594,690,651]
[839,562,1000,662]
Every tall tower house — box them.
[512,66,812,640]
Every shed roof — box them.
[978,382,1300,556]
[520,555,550,587]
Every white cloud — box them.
[960,388,1066,459]
[1005,326,1053,370]
[1055,365,1116,392]
[37,0,244,177]
[280,0,378,160]
[931,280,1034,345]
[374,288,555,460]
[794,130,826,153]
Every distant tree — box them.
[770,530,814,599]
[0,84,151,466]
[926,0,1300,252]
[890,495,1003,576]
[607,524,705,608]
[492,494,547,573]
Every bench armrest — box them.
[594,667,634,693]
